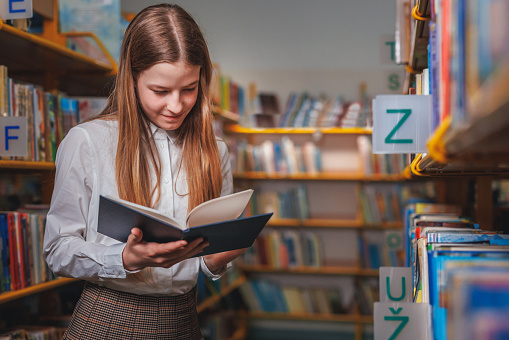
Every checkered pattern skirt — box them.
[62,282,203,340]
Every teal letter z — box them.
[385,109,413,144]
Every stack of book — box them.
[404,202,509,340]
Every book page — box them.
[102,195,184,229]
[186,189,253,228]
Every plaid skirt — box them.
[62,282,203,340]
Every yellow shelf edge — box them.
[225,125,372,135]
[0,160,56,170]
[0,278,78,304]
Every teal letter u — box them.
[386,276,406,301]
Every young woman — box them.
[43,4,243,339]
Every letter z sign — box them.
[0,117,28,157]
[372,95,431,154]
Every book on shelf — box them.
[239,279,348,316]
[97,189,273,256]
[427,245,509,340]
[0,208,52,293]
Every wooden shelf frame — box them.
[0,278,77,304]
[0,160,55,171]
[197,275,247,314]
[239,265,379,277]
[0,13,116,96]
[224,125,372,135]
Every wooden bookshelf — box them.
[233,172,405,182]
[0,20,116,96]
[239,265,379,277]
[0,278,77,304]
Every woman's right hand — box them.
[122,227,209,271]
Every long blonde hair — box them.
[99,4,222,211]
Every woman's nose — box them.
[166,93,183,114]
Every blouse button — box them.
[160,142,165,149]
[164,177,169,184]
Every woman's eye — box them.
[153,90,167,95]
[183,87,196,92]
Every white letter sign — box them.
[372,95,431,154]
[0,117,28,157]
[0,0,33,20]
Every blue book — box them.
[428,246,509,340]
[0,214,9,291]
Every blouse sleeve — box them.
[200,138,234,279]
[43,127,127,282]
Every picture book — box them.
[97,189,273,256]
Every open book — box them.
[97,189,273,256]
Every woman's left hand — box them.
[203,248,246,274]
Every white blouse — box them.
[43,118,233,296]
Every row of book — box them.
[0,210,54,293]
[228,137,323,175]
[405,201,509,340]
[240,229,323,269]
[355,277,379,315]
[358,184,403,224]
[425,0,509,132]
[0,65,107,162]
[357,135,407,176]
[239,279,348,315]
[210,64,246,116]
[277,93,371,128]
[358,231,404,269]
[244,185,309,221]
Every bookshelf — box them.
[0,17,116,96]
[0,2,117,334]
[225,126,420,340]
[395,0,509,339]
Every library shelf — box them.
[233,172,405,182]
[0,278,77,304]
[247,311,373,324]
[197,275,247,314]
[239,265,379,277]
[0,20,116,96]
[0,160,55,171]
[224,125,372,135]
[408,62,509,177]
[267,218,402,230]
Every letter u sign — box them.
[386,276,406,301]
[379,267,412,303]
